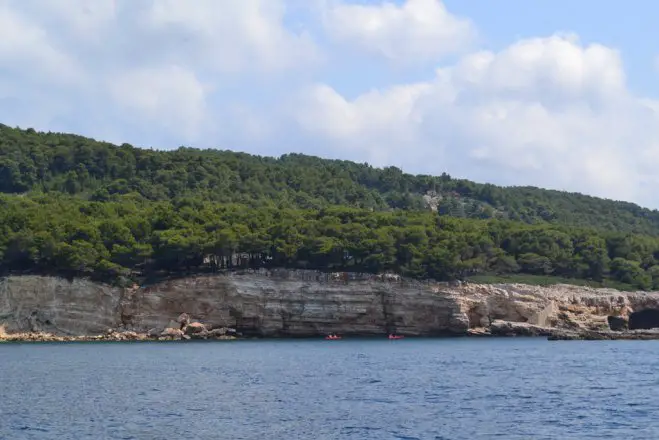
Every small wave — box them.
[343,426,382,432]
[16,426,49,433]
[392,433,421,440]
[163,412,184,418]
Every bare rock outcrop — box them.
[185,322,207,334]
[161,327,184,340]
[3,270,659,341]
[488,320,554,337]
[0,276,119,335]
[177,313,191,328]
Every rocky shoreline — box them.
[0,313,239,343]
[5,329,659,343]
[4,271,659,343]
[0,331,238,343]
[4,318,659,343]
[467,320,659,341]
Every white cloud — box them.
[0,0,320,145]
[322,0,476,63]
[141,0,320,73]
[5,0,320,74]
[294,81,430,164]
[0,3,84,85]
[109,65,209,140]
[0,0,658,208]
[22,0,118,39]
[294,34,659,206]
[450,34,626,105]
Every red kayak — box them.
[388,334,404,340]
[325,335,342,340]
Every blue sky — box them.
[1,0,659,207]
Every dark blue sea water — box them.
[1,338,658,439]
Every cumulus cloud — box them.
[0,2,84,85]
[0,0,320,145]
[321,0,475,64]
[6,0,319,73]
[19,0,118,40]
[109,65,209,141]
[140,0,320,73]
[0,0,658,207]
[294,34,659,206]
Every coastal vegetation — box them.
[2,124,659,290]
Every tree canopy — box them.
[2,124,659,290]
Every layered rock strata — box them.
[2,269,659,341]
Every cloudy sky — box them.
[2,0,659,207]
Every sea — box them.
[0,337,657,439]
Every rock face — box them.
[116,271,467,337]
[3,269,659,340]
[0,276,119,335]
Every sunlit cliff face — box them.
[2,271,659,338]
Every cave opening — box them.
[628,309,659,330]
[606,315,627,331]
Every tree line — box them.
[2,124,659,235]
[3,124,659,290]
[1,193,659,290]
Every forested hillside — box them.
[2,124,659,290]
[2,124,658,234]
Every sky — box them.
[2,0,659,207]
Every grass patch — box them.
[465,273,638,291]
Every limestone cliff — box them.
[2,269,659,339]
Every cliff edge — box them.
[2,269,659,341]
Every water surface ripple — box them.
[1,338,658,439]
